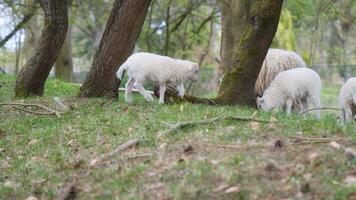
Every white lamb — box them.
[339,77,356,123]
[256,68,322,118]
[116,52,200,104]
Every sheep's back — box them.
[272,68,321,97]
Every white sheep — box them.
[256,68,322,118]
[116,52,200,104]
[339,77,356,122]
[254,48,306,96]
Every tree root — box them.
[0,102,60,117]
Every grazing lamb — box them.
[254,48,306,96]
[256,68,322,118]
[116,52,200,104]
[339,77,356,123]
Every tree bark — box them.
[14,0,68,97]
[216,0,283,106]
[55,16,73,82]
[78,0,151,98]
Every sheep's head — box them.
[256,97,272,111]
[188,63,200,82]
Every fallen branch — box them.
[0,102,60,117]
[158,115,226,137]
[291,136,343,141]
[90,138,139,166]
[157,114,272,137]
[299,107,340,116]
[213,144,270,150]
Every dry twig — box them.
[0,102,60,117]
[299,107,340,116]
[90,138,140,166]
[157,114,272,137]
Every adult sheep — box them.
[254,48,306,96]
[116,52,200,104]
[339,77,356,123]
[256,68,322,118]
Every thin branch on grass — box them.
[291,136,343,142]
[299,107,340,116]
[157,114,272,137]
[90,138,140,166]
[119,88,154,95]
[0,102,60,117]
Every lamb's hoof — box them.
[158,100,165,104]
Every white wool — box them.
[254,48,306,96]
[339,77,356,122]
[116,52,199,104]
[257,68,322,118]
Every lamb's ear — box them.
[257,97,264,102]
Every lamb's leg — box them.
[340,107,346,123]
[310,95,321,119]
[344,106,353,122]
[158,83,166,104]
[300,98,309,113]
[285,99,293,115]
[125,78,135,104]
[177,83,185,98]
[134,81,154,102]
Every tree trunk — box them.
[78,0,151,98]
[14,0,68,97]
[55,18,73,82]
[22,0,41,63]
[216,0,283,106]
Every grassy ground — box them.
[0,74,356,200]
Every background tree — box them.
[216,0,283,105]
[14,0,68,97]
[55,0,73,82]
[78,0,151,98]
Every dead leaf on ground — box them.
[0,160,10,169]
[345,148,356,160]
[25,196,38,200]
[224,186,240,193]
[344,176,356,186]
[214,183,229,192]
[307,153,319,164]
[250,122,259,131]
[329,141,341,150]
[28,139,38,146]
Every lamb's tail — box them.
[116,62,128,80]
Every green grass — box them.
[0,74,355,199]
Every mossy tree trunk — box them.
[55,16,73,82]
[217,0,283,106]
[78,0,151,98]
[14,0,68,97]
